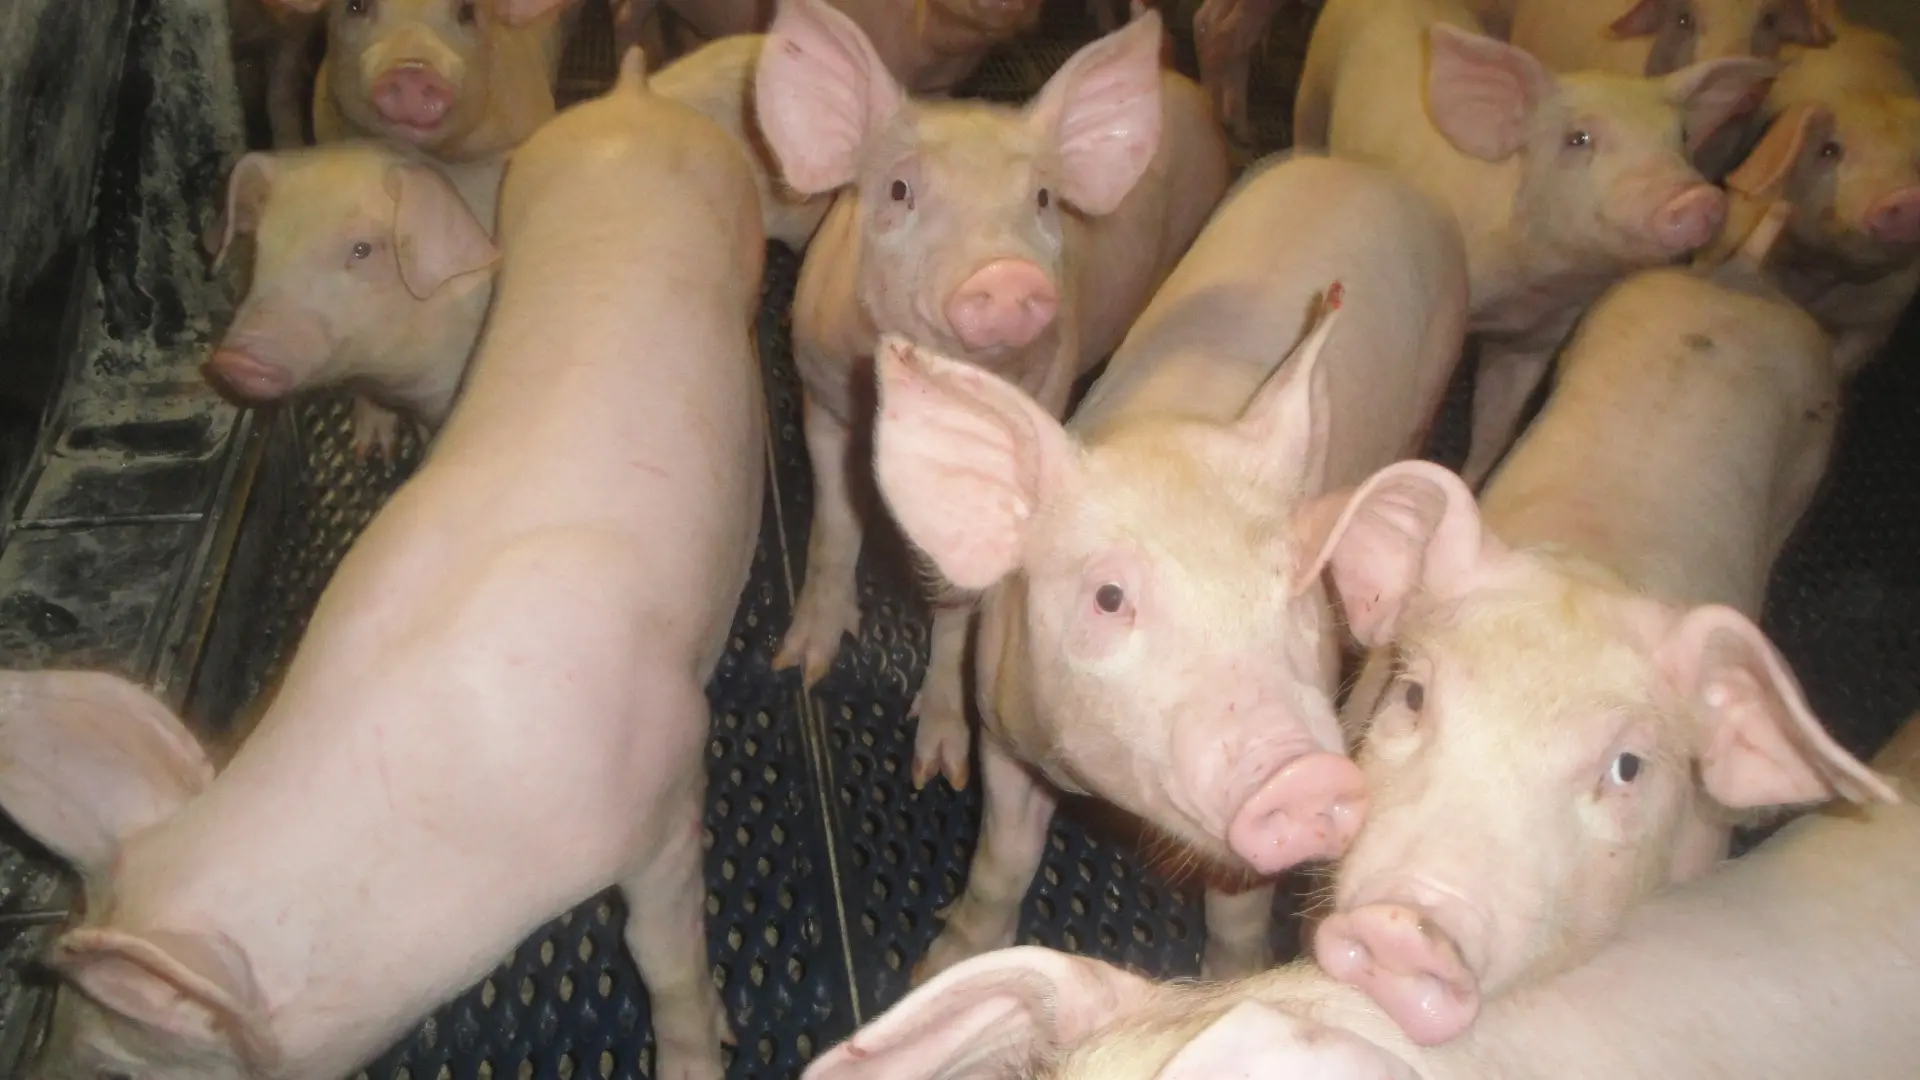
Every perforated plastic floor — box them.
[5,1,1918,1078]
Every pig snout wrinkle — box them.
[1652,185,1727,254]
[1315,902,1481,1047]
[205,348,296,401]
[1226,751,1368,875]
[374,64,456,130]
[1866,188,1920,246]
[944,259,1059,351]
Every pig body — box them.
[1294,0,1776,487]
[204,140,504,459]
[797,719,1920,1080]
[650,34,834,249]
[1298,244,1892,1045]
[4,52,765,1080]
[286,0,573,162]
[756,0,1232,789]
[1708,17,1920,377]
[868,152,1469,981]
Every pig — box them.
[266,0,576,162]
[204,140,503,459]
[228,0,325,149]
[1703,16,1920,377]
[806,706,1920,1080]
[1293,0,1778,488]
[1292,214,1895,1045]
[649,34,835,249]
[753,0,1232,789]
[0,48,765,1080]
[867,151,1470,981]
[1506,0,1834,80]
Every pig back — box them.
[1477,268,1837,616]
[1073,152,1470,492]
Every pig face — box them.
[868,293,1370,880]
[1608,0,1834,75]
[757,0,1164,357]
[1297,461,1898,1047]
[1729,96,1920,268]
[1425,24,1776,264]
[205,145,497,403]
[0,671,273,1080]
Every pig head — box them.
[1606,0,1833,75]
[868,291,1368,880]
[756,0,1165,363]
[205,144,498,413]
[1296,460,1897,1046]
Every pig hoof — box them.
[772,584,862,686]
[910,698,972,792]
[350,399,403,461]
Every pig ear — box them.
[1230,282,1345,497]
[1654,605,1901,810]
[51,927,278,1067]
[1425,25,1554,162]
[386,163,500,302]
[0,671,213,879]
[494,0,571,25]
[1152,1001,1421,1080]
[757,0,905,196]
[803,947,1157,1080]
[1776,0,1837,47]
[872,335,1080,592]
[1606,0,1666,37]
[1026,10,1165,216]
[212,152,279,272]
[1664,57,1778,156]
[1726,104,1834,199]
[1292,460,1499,647]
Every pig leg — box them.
[351,395,405,461]
[1202,881,1277,978]
[619,780,732,1080]
[914,736,1057,984]
[911,603,975,791]
[775,393,865,686]
[1459,342,1555,490]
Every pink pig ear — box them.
[51,927,279,1068]
[756,0,905,195]
[1152,1000,1420,1080]
[1654,606,1900,810]
[872,335,1081,592]
[385,162,500,301]
[1425,24,1554,162]
[0,670,213,880]
[803,947,1158,1080]
[1665,56,1778,157]
[211,152,280,272]
[1026,9,1165,215]
[1292,460,1500,647]
[1726,103,1834,199]
[1231,282,1344,498]
[1606,0,1667,38]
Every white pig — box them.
[803,710,1920,1080]
[868,151,1469,981]
[1706,15,1920,377]
[1296,220,1894,1045]
[1294,0,1777,487]
[268,0,576,162]
[0,49,765,1080]
[204,140,503,459]
[754,0,1231,792]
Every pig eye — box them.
[1608,752,1643,786]
[889,178,914,209]
[457,0,477,23]
[346,0,370,15]
[1565,128,1593,149]
[351,241,374,260]
[1819,139,1843,161]
[1675,10,1693,30]
[1037,187,1051,210]
[1093,582,1126,614]
[1401,680,1425,712]
[1759,11,1777,31]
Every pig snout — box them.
[373,63,456,130]
[1226,751,1368,875]
[1865,187,1920,246]
[944,259,1060,351]
[1315,898,1483,1047]
[204,348,297,402]
[1650,184,1728,254]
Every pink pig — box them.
[867,151,1469,981]
[1297,216,1894,1045]
[754,0,1230,789]
[0,50,765,1080]
[1505,0,1833,79]
[1294,0,1776,488]
[204,141,502,459]
[269,0,578,162]
[802,708,1920,1080]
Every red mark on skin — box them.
[846,1043,871,1060]
[632,461,669,480]
[1326,280,1345,311]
